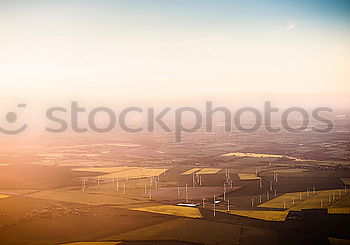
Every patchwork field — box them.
[147,186,242,201]
[1,130,350,244]
[180,168,201,175]
[180,167,222,175]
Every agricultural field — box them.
[196,168,222,174]
[238,173,261,180]
[258,189,349,211]
[107,218,278,245]
[341,178,350,185]
[96,168,167,180]
[147,186,242,201]
[130,205,203,218]
[219,210,289,221]
[180,168,201,175]
[61,243,121,245]
[71,167,137,174]
[180,167,222,175]
[30,189,149,206]
[1,126,350,244]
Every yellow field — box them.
[238,173,261,180]
[221,210,288,221]
[258,189,348,210]
[97,168,167,179]
[69,143,140,148]
[0,190,38,195]
[36,153,100,158]
[223,152,284,158]
[61,242,121,245]
[31,189,148,206]
[71,167,137,174]
[0,194,9,199]
[131,205,203,218]
[36,153,65,158]
[275,169,309,174]
[196,168,222,174]
[341,178,350,185]
[328,237,350,245]
[107,143,140,147]
[0,163,10,166]
[329,192,350,208]
[222,152,308,162]
[181,168,201,175]
[328,208,350,214]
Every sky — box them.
[0,0,349,106]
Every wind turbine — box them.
[82,178,86,192]
[213,195,216,217]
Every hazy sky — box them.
[0,0,349,105]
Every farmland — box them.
[0,127,350,244]
[220,210,289,221]
[258,189,349,210]
[96,168,167,180]
[130,205,203,218]
[238,173,261,180]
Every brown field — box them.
[341,178,350,185]
[61,242,121,245]
[107,218,278,245]
[147,186,242,201]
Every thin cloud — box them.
[285,22,297,31]
[175,36,228,47]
